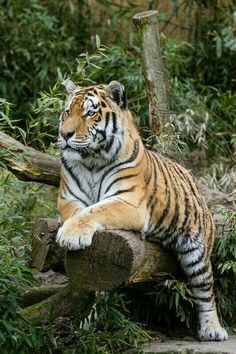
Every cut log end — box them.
[132,10,158,22]
[30,218,65,272]
[65,230,145,291]
[65,230,177,292]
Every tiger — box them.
[56,79,228,341]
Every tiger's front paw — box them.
[198,326,228,341]
[56,217,98,250]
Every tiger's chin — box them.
[61,147,91,161]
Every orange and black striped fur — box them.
[56,80,228,341]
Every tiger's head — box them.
[58,79,129,163]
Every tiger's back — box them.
[56,79,228,341]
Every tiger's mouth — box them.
[61,141,100,158]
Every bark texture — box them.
[31,219,178,291]
[133,10,170,132]
[30,218,65,272]
[20,287,93,322]
[0,131,60,186]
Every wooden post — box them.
[132,10,170,132]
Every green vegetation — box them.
[0,0,235,352]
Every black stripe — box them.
[97,139,140,200]
[104,173,139,195]
[192,283,212,291]
[185,251,205,268]
[105,185,137,198]
[151,156,171,233]
[146,153,158,224]
[178,246,200,255]
[117,197,137,208]
[159,159,180,237]
[95,128,106,141]
[170,164,190,233]
[172,164,200,223]
[112,112,118,134]
[188,264,209,278]
[144,150,152,186]
[104,135,114,153]
[61,157,90,200]
[64,180,89,207]
[105,112,110,129]
[59,191,66,200]
[193,294,213,302]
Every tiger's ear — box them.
[108,81,127,109]
[62,79,77,94]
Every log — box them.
[30,218,65,272]
[65,230,178,291]
[0,131,60,186]
[19,285,64,307]
[20,287,94,322]
[132,10,170,132]
[30,219,178,291]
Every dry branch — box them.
[132,10,170,132]
[0,131,60,186]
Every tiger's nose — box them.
[60,130,75,141]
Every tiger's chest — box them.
[78,166,102,204]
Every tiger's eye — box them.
[87,110,95,117]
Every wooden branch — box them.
[19,285,64,307]
[20,287,94,322]
[133,10,170,132]
[0,131,60,186]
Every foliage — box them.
[0,171,57,353]
[0,136,57,351]
[0,0,235,351]
[213,209,236,327]
[0,0,91,121]
[50,292,150,353]
[199,163,236,193]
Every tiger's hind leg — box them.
[174,235,228,341]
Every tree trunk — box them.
[132,10,170,132]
